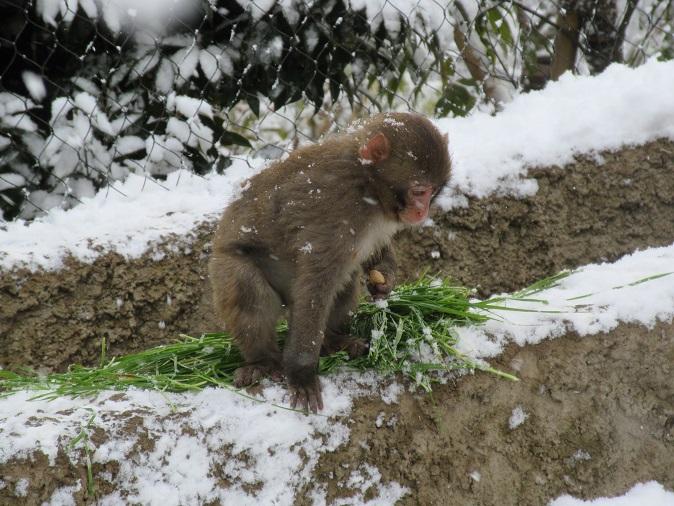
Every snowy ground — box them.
[2,60,674,504]
[1,241,673,504]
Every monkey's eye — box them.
[410,185,434,198]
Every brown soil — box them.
[304,320,674,505]
[1,139,673,372]
[0,139,673,505]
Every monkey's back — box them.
[214,138,377,261]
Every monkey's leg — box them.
[322,275,369,359]
[209,255,283,387]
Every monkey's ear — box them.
[359,133,390,164]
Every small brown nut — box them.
[368,269,386,285]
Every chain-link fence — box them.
[1,0,671,221]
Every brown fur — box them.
[209,112,451,412]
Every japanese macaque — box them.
[209,112,451,412]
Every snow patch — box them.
[508,405,528,430]
[454,242,674,361]
[21,71,47,101]
[2,62,674,271]
[0,376,388,505]
[435,59,674,208]
[14,478,29,497]
[0,162,265,271]
[549,481,674,506]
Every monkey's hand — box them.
[288,375,323,414]
[233,362,284,387]
[367,268,395,300]
[286,359,323,414]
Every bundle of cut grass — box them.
[0,275,567,400]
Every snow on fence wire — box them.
[0,0,672,221]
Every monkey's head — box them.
[356,112,451,225]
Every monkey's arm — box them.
[283,256,349,413]
[364,245,397,300]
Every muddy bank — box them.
[398,138,674,295]
[1,320,672,505]
[1,139,673,372]
[305,320,674,505]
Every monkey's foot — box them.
[321,335,369,359]
[233,363,283,387]
[289,376,323,414]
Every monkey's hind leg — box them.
[209,255,284,387]
[322,275,369,359]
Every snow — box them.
[170,93,214,120]
[346,0,448,45]
[0,162,265,271]
[332,463,408,505]
[35,0,202,32]
[199,46,232,83]
[43,482,81,506]
[0,373,404,505]
[4,241,672,503]
[435,58,674,207]
[3,239,674,501]
[0,173,26,192]
[549,481,674,506]
[169,47,201,87]
[21,71,47,101]
[0,92,37,132]
[454,243,674,359]
[508,405,528,430]
[2,60,674,271]
[14,478,29,497]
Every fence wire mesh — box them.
[0,0,672,220]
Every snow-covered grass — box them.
[454,243,674,360]
[2,59,673,272]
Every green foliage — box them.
[0,0,450,219]
[435,82,477,117]
[67,409,97,497]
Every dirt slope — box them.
[1,139,673,372]
[304,321,674,505]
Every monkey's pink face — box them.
[398,184,435,225]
